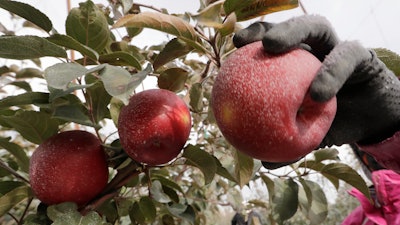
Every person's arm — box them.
[358,131,400,173]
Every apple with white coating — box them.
[211,41,337,162]
[29,130,109,206]
[118,89,191,166]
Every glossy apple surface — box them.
[29,130,109,206]
[118,89,191,166]
[211,41,337,162]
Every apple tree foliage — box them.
[0,0,399,224]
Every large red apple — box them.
[118,89,191,166]
[211,41,337,162]
[29,130,109,206]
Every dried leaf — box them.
[113,11,198,42]
[224,0,298,21]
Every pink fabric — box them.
[358,131,400,173]
[341,170,400,225]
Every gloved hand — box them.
[233,15,400,169]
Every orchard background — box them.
[0,0,400,224]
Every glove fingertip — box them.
[310,72,338,102]
[232,32,249,48]
[261,27,297,54]
[233,22,274,48]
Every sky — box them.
[1,0,399,54]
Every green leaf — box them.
[113,11,198,43]
[183,144,217,185]
[0,181,24,195]
[233,149,254,188]
[52,96,98,128]
[223,0,298,21]
[0,137,29,173]
[153,38,194,70]
[44,63,87,90]
[2,110,59,144]
[161,185,180,203]
[0,36,67,59]
[320,163,371,200]
[166,203,187,217]
[158,68,189,93]
[261,174,274,199]
[0,185,32,217]
[298,160,339,189]
[47,202,79,222]
[8,81,32,92]
[214,156,236,182]
[115,198,133,217]
[298,180,328,224]
[167,203,196,224]
[313,148,339,163]
[189,83,204,113]
[150,180,171,203]
[151,174,184,195]
[47,34,99,60]
[48,202,108,225]
[15,68,43,79]
[271,178,299,223]
[129,197,156,225]
[96,64,151,104]
[126,27,143,38]
[298,160,325,172]
[66,1,111,52]
[85,75,112,123]
[97,199,118,223]
[109,97,124,126]
[139,196,156,222]
[48,85,93,102]
[0,0,52,32]
[99,51,142,70]
[0,92,49,109]
[298,178,313,211]
[374,48,400,76]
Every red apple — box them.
[211,41,337,162]
[118,89,191,166]
[29,130,109,206]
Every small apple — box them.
[211,41,337,162]
[118,89,191,166]
[29,130,109,206]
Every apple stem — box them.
[81,161,143,214]
[80,191,119,215]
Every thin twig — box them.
[299,0,309,15]
[0,159,29,183]
[81,161,143,213]
[19,197,34,224]
[134,3,164,13]
[7,212,19,225]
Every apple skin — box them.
[29,130,109,206]
[211,41,337,162]
[118,89,191,166]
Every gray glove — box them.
[233,15,400,169]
